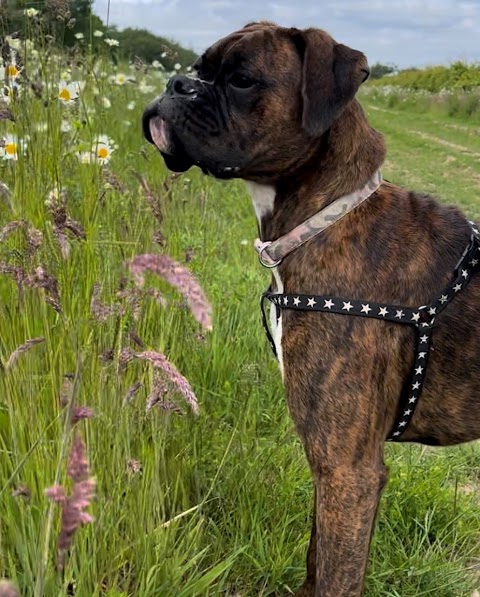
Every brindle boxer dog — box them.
[142,21,480,597]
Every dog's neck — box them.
[246,100,386,241]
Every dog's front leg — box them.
[295,489,317,597]
[310,458,388,597]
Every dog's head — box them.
[142,22,369,182]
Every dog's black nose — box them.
[167,75,198,98]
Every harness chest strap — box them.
[257,186,480,440]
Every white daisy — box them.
[114,72,127,85]
[174,63,181,70]
[24,7,39,17]
[93,136,115,164]
[74,32,84,40]
[104,38,119,47]
[58,80,80,104]
[5,37,22,51]
[139,80,155,94]
[127,101,136,111]
[1,134,26,161]
[93,30,104,37]
[4,54,22,81]
[101,96,111,108]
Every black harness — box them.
[261,221,480,441]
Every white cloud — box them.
[92,0,480,67]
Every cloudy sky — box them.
[92,0,480,68]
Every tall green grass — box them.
[1,18,480,597]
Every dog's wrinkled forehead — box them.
[195,21,314,80]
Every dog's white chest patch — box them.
[245,181,276,224]
[245,182,284,380]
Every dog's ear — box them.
[293,29,369,136]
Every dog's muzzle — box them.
[142,75,200,147]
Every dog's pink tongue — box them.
[149,116,168,152]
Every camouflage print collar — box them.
[254,170,383,268]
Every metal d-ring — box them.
[258,242,282,268]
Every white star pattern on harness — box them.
[393,431,401,436]
[470,259,479,266]
[428,307,436,315]
[307,298,317,307]
[415,366,423,375]
[409,396,417,403]
[462,270,469,279]
[439,295,448,304]
[361,304,372,314]
[454,283,462,292]
[342,301,353,312]
[412,382,420,390]
[418,352,426,359]
[379,307,388,317]
[399,421,407,427]
[293,297,301,306]
[420,335,428,343]
[324,299,334,309]
[283,296,289,305]
[405,409,412,415]
[411,312,420,322]
[395,310,404,319]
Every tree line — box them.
[1,0,198,69]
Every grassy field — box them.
[1,36,480,597]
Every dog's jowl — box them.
[142,21,480,597]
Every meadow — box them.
[1,19,480,597]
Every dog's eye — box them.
[228,73,255,89]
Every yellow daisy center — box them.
[7,65,19,77]
[97,147,109,159]
[5,142,17,155]
[59,88,71,101]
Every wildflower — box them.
[95,135,115,163]
[138,80,155,94]
[136,351,199,414]
[127,459,142,476]
[152,60,161,68]
[60,119,72,132]
[127,100,135,110]
[186,66,192,72]
[101,96,111,108]
[3,83,19,104]
[5,337,45,369]
[0,580,20,597]
[127,254,212,331]
[5,36,21,51]
[4,56,22,81]
[0,134,26,160]
[161,51,167,58]
[123,381,143,406]
[74,32,84,40]
[45,432,96,572]
[77,151,92,164]
[114,72,127,85]
[58,80,80,105]
[71,406,94,425]
[12,485,31,499]
[104,38,119,47]
[24,7,39,16]
[174,63,181,70]
[93,29,103,37]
